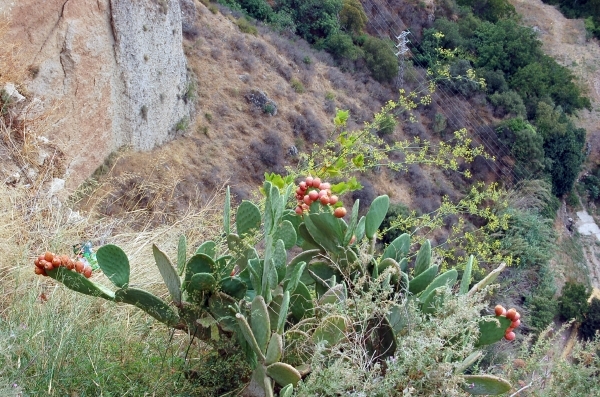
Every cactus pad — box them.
[279,384,293,397]
[115,288,179,326]
[47,267,115,301]
[365,195,389,239]
[288,281,314,321]
[236,313,266,361]
[461,374,511,395]
[382,233,411,262]
[413,240,432,277]
[459,255,474,295]
[265,333,283,365]
[475,316,512,347]
[152,244,182,304]
[195,241,216,257]
[419,269,458,303]
[313,315,347,346]
[273,220,297,250]
[237,200,261,237]
[408,265,439,295]
[192,272,218,292]
[251,295,271,354]
[303,213,344,254]
[266,362,301,387]
[219,276,247,300]
[177,235,187,275]
[97,244,130,288]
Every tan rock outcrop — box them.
[4,0,192,188]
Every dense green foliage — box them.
[362,37,399,82]
[415,6,589,196]
[276,0,343,43]
[457,0,516,22]
[558,282,590,322]
[339,0,368,35]
[581,297,600,340]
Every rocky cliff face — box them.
[4,0,193,188]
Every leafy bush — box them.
[581,297,600,340]
[339,0,368,34]
[498,207,555,268]
[528,292,558,331]
[290,78,305,93]
[535,103,586,196]
[362,37,399,83]
[558,282,590,322]
[457,0,516,22]
[488,90,526,118]
[275,0,343,43]
[323,32,362,61]
[496,117,544,178]
[236,17,258,35]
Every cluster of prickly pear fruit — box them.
[494,305,521,341]
[34,251,92,278]
[294,176,346,218]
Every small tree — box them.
[558,282,589,322]
[362,37,399,83]
[339,0,368,35]
[581,297,600,340]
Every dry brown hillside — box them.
[72,1,465,228]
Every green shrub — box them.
[433,113,447,134]
[324,32,362,61]
[558,282,589,322]
[290,78,305,93]
[488,90,526,118]
[362,36,399,83]
[339,0,367,34]
[236,17,258,35]
[527,293,558,332]
[581,297,600,340]
[208,4,218,13]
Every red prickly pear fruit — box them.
[34,266,45,275]
[505,331,516,341]
[511,319,521,328]
[83,267,93,278]
[75,261,85,273]
[308,190,319,201]
[506,309,517,321]
[305,176,314,186]
[295,206,304,215]
[44,261,54,271]
[44,252,54,262]
[299,181,307,190]
[52,257,61,267]
[319,182,331,190]
[303,195,312,205]
[334,207,347,218]
[494,305,505,316]
[320,196,330,205]
[329,195,338,205]
[312,177,321,187]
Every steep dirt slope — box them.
[510,0,600,165]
